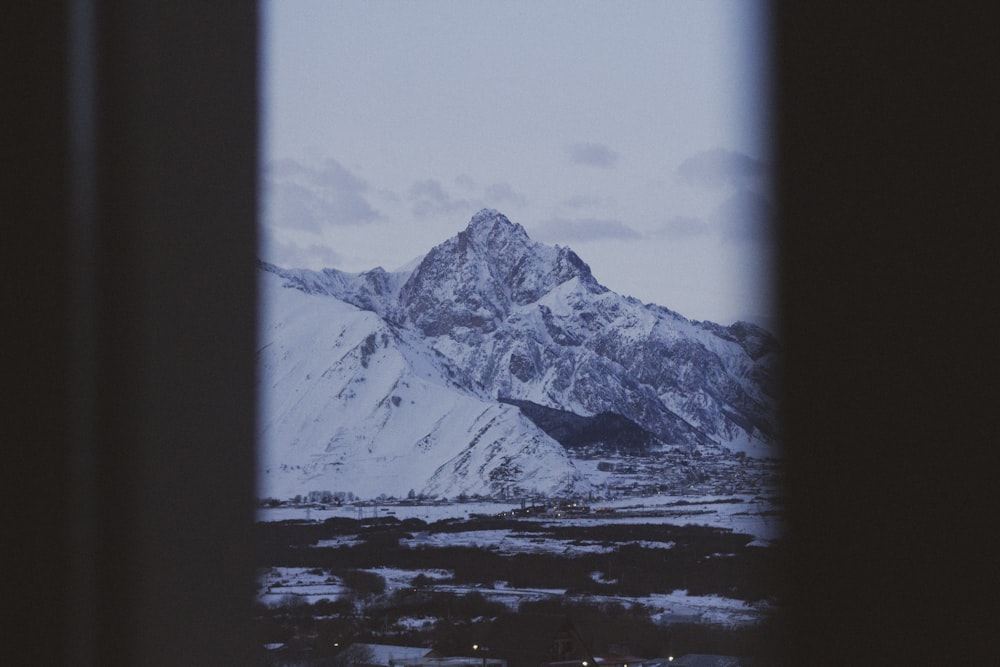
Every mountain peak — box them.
[465,208,528,243]
[468,207,507,227]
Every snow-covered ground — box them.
[256,563,769,626]
[256,491,784,544]
[257,566,346,606]
[256,491,783,625]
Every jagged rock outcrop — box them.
[258,209,779,499]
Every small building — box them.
[339,644,507,667]
[340,643,439,667]
[668,654,746,667]
[392,657,507,667]
[544,652,662,667]
[591,655,658,667]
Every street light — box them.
[472,644,489,667]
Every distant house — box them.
[667,654,746,667]
[591,655,658,667]
[340,643,439,667]
[545,652,665,667]
[537,616,597,667]
[391,658,506,667]
[259,641,287,667]
[539,619,668,667]
[339,643,506,667]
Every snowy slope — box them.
[257,268,587,500]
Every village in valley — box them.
[254,455,785,667]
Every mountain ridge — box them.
[257,209,779,499]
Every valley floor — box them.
[254,487,787,665]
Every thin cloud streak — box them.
[263,158,380,230]
[566,142,619,168]
[259,224,344,269]
[484,182,526,207]
[674,148,768,191]
[562,194,617,209]
[650,216,712,240]
[531,217,641,243]
[409,179,472,217]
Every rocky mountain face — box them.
[258,209,779,500]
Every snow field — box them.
[256,491,783,625]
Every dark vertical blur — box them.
[774,4,994,666]
[4,4,73,664]
[6,1,258,664]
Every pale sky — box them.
[260,0,775,329]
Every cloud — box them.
[484,182,526,207]
[258,225,343,270]
[650,215,712,240]
[409,179,472,217]
[311,158,368,191]
[674,148,769,191]
[566,142,619,168]
[268,158,309,180]
[279,242,344,270]
[263,158,380,230]
[454,174,477,192]
[708,189,774,244]
[375,188,401,205]
[531,217,641,243]
[266,181,325,232]
[562,194,617,209]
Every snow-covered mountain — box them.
[258,209,779,500]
